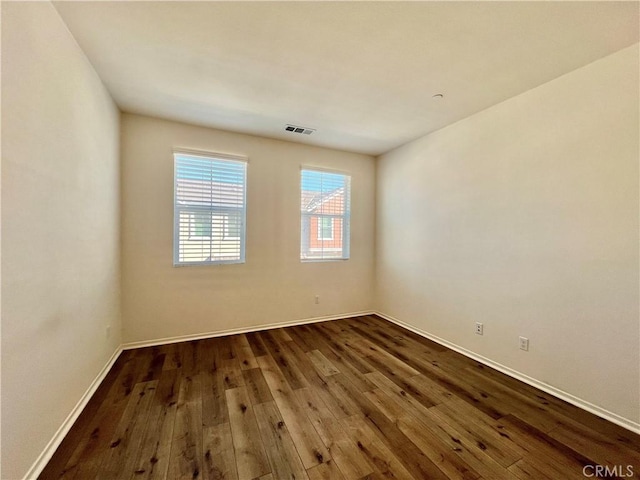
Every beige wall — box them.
[376,44,640,425]
[121,114,375,343]
[1,3,121,478]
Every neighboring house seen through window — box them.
[224,212,242,239]
[189,212,213,238]
[300,168,351,261]
[317,217,334,240]
[174,151,247,265]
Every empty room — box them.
[2,1,639,479]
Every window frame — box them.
[173,149,248,266]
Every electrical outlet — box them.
[475,322,483,335]
[519,336,529,351]
[315,295,320,304]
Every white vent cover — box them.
[285,124,315,135]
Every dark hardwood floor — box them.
[40,315,640,479]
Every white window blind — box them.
[300,169,350,261]
[174,152,247,265]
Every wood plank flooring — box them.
[40,315,640,480]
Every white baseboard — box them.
[122,310,376,350]
[374,311,640,435]
[23,346,123,480]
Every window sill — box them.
[300,258,349,263]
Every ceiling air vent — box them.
[285,124,315,135]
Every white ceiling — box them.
[53,1,639,156]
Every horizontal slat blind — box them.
[300,169,350,261]
[174,152,246,265]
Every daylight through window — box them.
[301,168,350,261]
[174,152,247,265]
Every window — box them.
[190,212,212,238]
[301,168,350,261]
[174,151,247,265]
[317,217,334,240]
